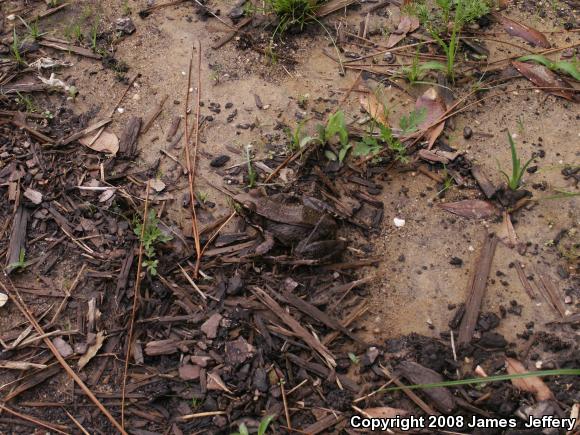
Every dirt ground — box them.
[0,0,579,433]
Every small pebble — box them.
[463,126,473,139]
[210,155,230,168]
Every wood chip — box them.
[506,358,554,401]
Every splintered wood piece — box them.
[6,206,29,273]
[141,94,168,133]
[535,268,567,318]
[380,366,438,416]
[300,413,346,434]
[458,233,498,346]
[119,116,142,156]
[515,262,536,300]
[471,165,498,199]
[39,39,102,59]
[250,286,336,368]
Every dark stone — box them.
[478,332,507,348]
[450,256,463,266]
[210,155,230,167]
[463,126,473,139]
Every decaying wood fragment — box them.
[458,233,498,346]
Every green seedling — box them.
[516,115,525,136]
[318,111,350,162]
[399,107,427,135]
[245,146,257,187]
[197,191,209,204]
[11,30,25,66]
[412,0,489,81]
[498,132,533,191]
[133,210,172,276]
[402,51,447,84]
[348,352,360,364]
[90,17,100,51]
[18,17,46,41]
[517,54,580,81]
[231,415,274,435]
[15,92,37,113]
[122,0,132,15]
[7,248,30,273]
[437,166,454,195]
[65,22,83,42]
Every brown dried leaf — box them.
[79,130,119,155]
[512,61,577,101]
[386,16,420,48]
[506,358,554,401]
[78,331,105,370]
[493,13,550,48]
[362,407,410,418]
[439,200,499,219]
[416,88,446,149]
[360,93,389,126]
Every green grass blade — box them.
[380,368,580,393]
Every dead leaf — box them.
[493,13,550,48]
[360,93,389,126]
[512,61,577,101]
[79,130,119,155]
[207,371,233,394]
[506,358,554,401]
[78,331,105,370]
[386,16,420,49]
[98,188,115,203]
[361,407,410,418]
[439,200,499,219]
[498,211,518,248]
[52,337,73,358]
[416,88,446,149]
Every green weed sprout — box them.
[7,248,29,273]
[11,30,25,66]
[246,146,257,187]
[499,132,533,191]
[231,415,275,435]
[412,0,489,81]
[133,210,172,276]
[268,0,318,37]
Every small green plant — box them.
[348,352,360,364]
[318,111,350,162]
[401,51,447,84]
[399,107,427,135]
[65,22,83,42]
[15,92,37,113]
[90,17,100,51]
[498,132,533,191]
[11,30,25,66]
[231,415,274,435]
[516,115,525,136]
[412,0,489,81]
[122,0,132,15]
[245,146,257,188]
[437,166,454,195]
[7,248,29,273]
[517,54,580,81]
[267,0,318,37]
[18,17,45,41]
[133,210,172,276]
[197,191,209,204]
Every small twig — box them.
[183,43,202,278]
[63,408,91,435]
[121,181,151,428]
[0,403,69,434]
[280,379,292,430]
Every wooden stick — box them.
[0,276,127,434]
[121,181,150,428]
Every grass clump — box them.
[266,0,319,36]
[409,0,490,81]
[231,415,274,435]
[498,132,533,191]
